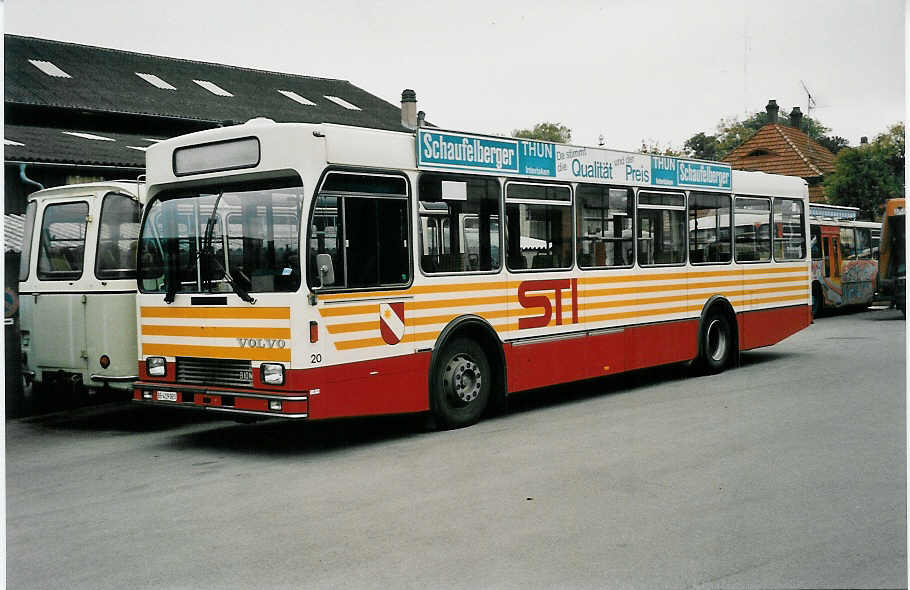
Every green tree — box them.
[824,122,905,219]
[512,122,571,143]
[638,139,682,156]
[683,132,718,160]
[816,135,850,154]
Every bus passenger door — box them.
[31,200,91,376]
[821,229,842,306]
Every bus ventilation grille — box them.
[175,357,253,388]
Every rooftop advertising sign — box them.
[417,130,731,191]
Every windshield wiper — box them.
[199,191,224,293]
[205,253,256,304]
[198,192,255,304]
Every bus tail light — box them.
[310,321,318,343]
[261,363,285,385]
[147,356,166,376]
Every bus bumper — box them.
[132,383,308,418]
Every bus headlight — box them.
[261,363,285,385]
[147,356,166,377]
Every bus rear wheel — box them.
[431,338,491,429]
[699,311,733,375]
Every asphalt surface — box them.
[6,307,907,589]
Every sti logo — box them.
[517,279,579,330]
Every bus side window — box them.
[856,228,873,259]
[576,184,633,269]
[96,192,141,280]
[810,224,822,260]
[773,198,806,261]
[19,201,37,281]
[309,172,410,289]
[637,191,686,266]
[417,174,501,274]
[839,227,856,260]
[505,182,572,271]
[37,201,89,280]
[689,192,731,264]
[734,197,772,263]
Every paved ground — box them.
[6,307,906,589]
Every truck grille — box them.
[175,357,253,388]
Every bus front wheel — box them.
[699,311,733,375]
[431,338,491,429]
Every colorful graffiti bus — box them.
[132,119,810,428]
[18,181,145,410]
[809,217,879,316]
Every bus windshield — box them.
[138,184,303,296]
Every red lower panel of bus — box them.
[301,352,432,420]
[134,305,809,419]
[505,319,699,393]
[738,305,811,351]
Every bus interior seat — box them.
[532,254,554,268]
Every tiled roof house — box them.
[723,100,836,203]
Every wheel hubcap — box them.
[707,319,727,362]
[443,355,482,405]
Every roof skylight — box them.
[126,146,148,152]
[28,59,71,78]
[4,139,24,147]
[278,90,316,106]
[136,73,176,90]
[61,131,115,142]
[193,80,233,97]
[323,96,361,111]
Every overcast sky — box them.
[4,0,905,152]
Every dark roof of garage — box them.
[5,124,155,168]
[5,34,408,132]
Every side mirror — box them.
[315,253,335,288]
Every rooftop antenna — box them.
[800,80,817,118]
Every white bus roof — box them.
[731,170,808,199]
[28,180,146,203]
[148,119,808,201]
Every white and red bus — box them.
[133,120,811,428]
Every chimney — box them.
[401,89,418,130]
[789,106,803,130]
[860,136,869,145]
[765,99,780,124]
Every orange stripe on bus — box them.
[141,325,291,338]
[325,321,376,335]
[320,278,807,324]
[318,304,377,317]
[315,266,808,306]
[407,295,509,311]
[141,343,291,362]
[317,280,514,301]
[329,295,807,351]
[141,306,290,319]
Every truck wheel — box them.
[431,338,491,429]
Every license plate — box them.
[156,390,178,402]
